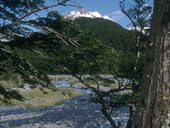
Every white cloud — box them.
[109,10,125,21]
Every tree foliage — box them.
[0,1,152,127]
[0,0,78,101]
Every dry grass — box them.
[50,75,81,85]
[1,88,78,108]
[0,79,23,89]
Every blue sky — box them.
[47,0,131,28]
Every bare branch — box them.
[16,0,80,23]
[119,0,137,30]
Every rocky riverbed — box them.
[0,81,130,128]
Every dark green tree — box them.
[119,0,152,92]
[0,0,78,101]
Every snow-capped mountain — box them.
[64,8,113,21]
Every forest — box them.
[0,0,170,128]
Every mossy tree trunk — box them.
[133,0,170,127]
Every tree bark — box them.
[133,0,170,128]
[101,107,118,128]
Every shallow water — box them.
[0,80,129,128]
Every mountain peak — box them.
[79,8,89,14]
[64,8,113,21]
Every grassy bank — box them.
[0,74,119,108]
[0,88,78,108]
[0,73,79,108]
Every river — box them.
[0,80,129,128]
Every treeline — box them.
[1,8,150,95]
[13,17,148,75]
[7,16,149,92]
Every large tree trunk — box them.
[133,0,170,127]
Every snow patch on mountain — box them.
[127,26,150,34]
[64,8,114,21]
